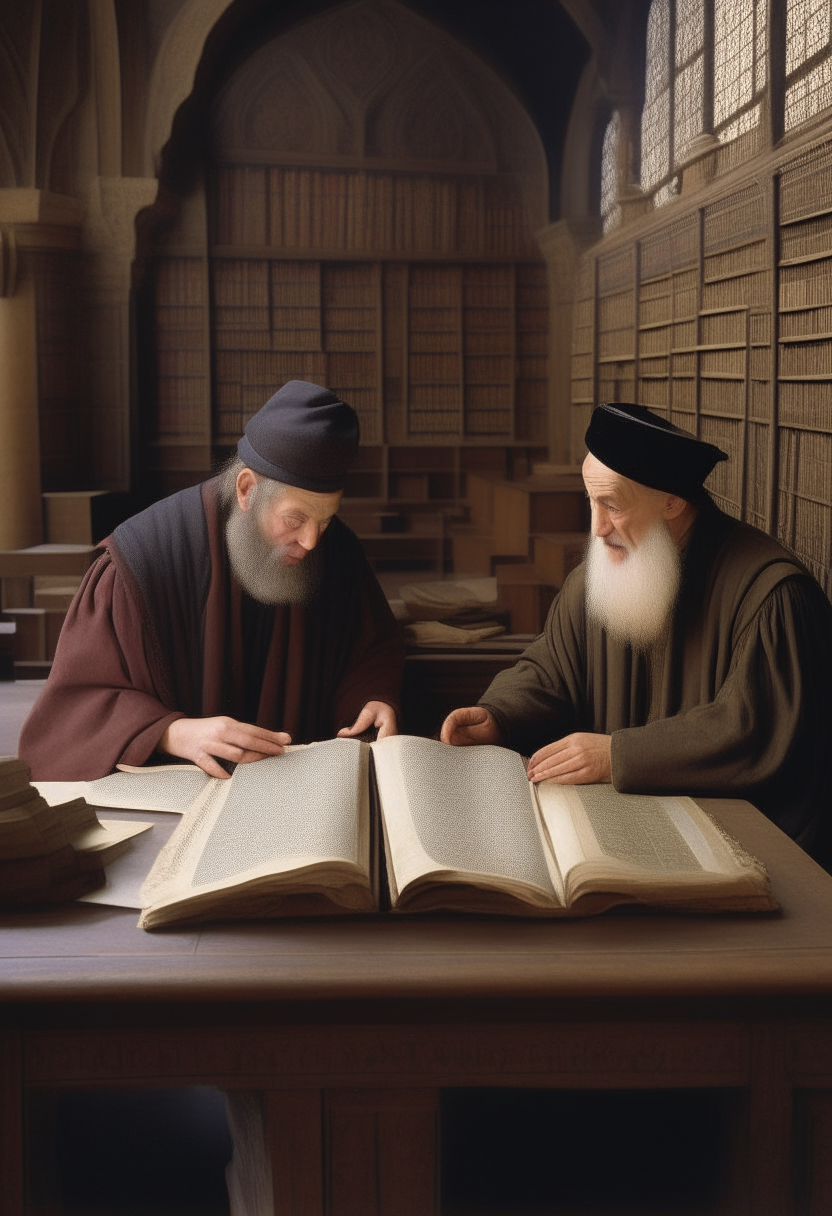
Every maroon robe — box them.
[19,480,404,779]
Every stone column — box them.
[615,104,651,225]
[82,176,159,491]
[0,230,42,549]
[680,132,721,195]
[536,217,601,464]
[0,190,90,548]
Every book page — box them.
[84,766,212,813]
[78,811,180,909]
[141,738,371,910]
[372,736,560,907]
[533,782,778,911]
[537,784,729,875]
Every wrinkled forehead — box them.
[265,483,342,521]
[582,453,641,501]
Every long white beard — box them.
[225,504,322,605]
[585,520,681,650]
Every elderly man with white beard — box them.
[20,381,404,780]
[441,402,832,870]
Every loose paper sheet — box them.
[77,811,179,909]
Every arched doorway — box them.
[143,0,551,502]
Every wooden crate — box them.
[464,474,497,533]
[2,609,46,661]
[492,477,587,556]
[451,532,493,575]
[1,578,32,610]
[32,577,82,611]
[42,491,111,545]
[532,532,588,587]
[495,564,557,633]
[0,545,100,579]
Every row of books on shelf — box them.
[211,165,536,256]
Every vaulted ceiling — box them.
[157,0,594,219]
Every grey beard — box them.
[585,520,682,650]
[224,504,322,605]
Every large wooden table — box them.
[3,799,832,1216]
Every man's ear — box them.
[662,494,689,522]
[236,467,258,512]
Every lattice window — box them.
[641,0,706,205]
[675,0,705,162]
[785,0,832,130]
[642,0,673,194]
[641,0,772,206]
[601,111,621,232]
[714,0,768,142]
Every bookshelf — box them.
[572,131,832,596]
[154,257,211,450]
[776,139,832,593]
[145,0,550,531]
[463,264,513,437]
[408,264,463,438]
[185,254,549,483]
[515,264,549,443]
[323,262,383,445]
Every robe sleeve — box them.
[331,559,406,731]
[612,576,832,821]
[17,551,185,780]
[477,576,587,754]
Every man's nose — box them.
[592,507,612,537]
[298,520,320,551]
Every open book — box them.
[79,736,777,930]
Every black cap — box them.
[237,381,360,493]
[585,403,728,499]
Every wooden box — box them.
[495,565,557,634]
[451,532,493,575]
[2,608,46,661]
[42,491,110,545]
[532,532,588,587]
[492,478,587,556]
[464,474,497,532]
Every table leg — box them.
[0,1031,24,1216]
[226,1089,324,1216]
[325,1088,439,1216]
[227,1087,438,1216]
[748,1023,794,1216]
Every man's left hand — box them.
[526,733,612,784]
[337,701,398,741]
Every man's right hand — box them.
[440,706,501,747]
[158,717,291,779]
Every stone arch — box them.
[366,46,497,168]
[144,0,557,189]
[87,0,122,177]
[143,0,236,174]
[212,38,350,159]
[0,7,37,187]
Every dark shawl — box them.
[479,500,832,868]
[19,479,404,779]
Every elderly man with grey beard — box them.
[442,402,832,871]
[20,381,404,781]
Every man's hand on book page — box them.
[158,717,292,779]
[337,701,398,741]
[440,706,502,747]
[527,732,612,785]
